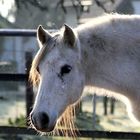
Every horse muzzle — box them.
[30,111,56,132]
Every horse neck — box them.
[77,30,106,86]
[76,25,140,96]
[76,27,127,94]
[77,31,130,105]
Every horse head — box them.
[30,24,85,132]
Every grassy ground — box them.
[82,95,140,132]
[0,90,26,125]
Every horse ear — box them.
[37,25,52,46]
[63,24,75,47]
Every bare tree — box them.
[56,0,115,19]
[0,0,116,28]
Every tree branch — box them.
[56,0,67,14]
[71,0,82,20]
[15,0,48,11]
[94,0,109,13]
[28,0,48,11]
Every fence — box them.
[0,29,140,139]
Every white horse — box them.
[29,14,140,135]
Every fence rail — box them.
[0,73,28,81]
[0,29,140,139]
[0,29,55,36]
[0,126,140,139]
[0,29,36,36]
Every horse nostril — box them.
[39,112,50,129]
[30,112,50,131]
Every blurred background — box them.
[0,0,140,140]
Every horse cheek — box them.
[70,76,84,104]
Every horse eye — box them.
[60,64,72,76]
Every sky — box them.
[0,0,15,22]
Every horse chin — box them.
[42,126,55,133]
[35,123,56,133]
[46,124,56,132]
[32,118,57,133]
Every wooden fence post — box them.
[110,98,115,114]
[103,96,108,115]
[25,52,34,125]
[92,94,97,130]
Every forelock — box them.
[29,33,62,85]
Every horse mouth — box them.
[37,125,55,133]
[33,123,56,133]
